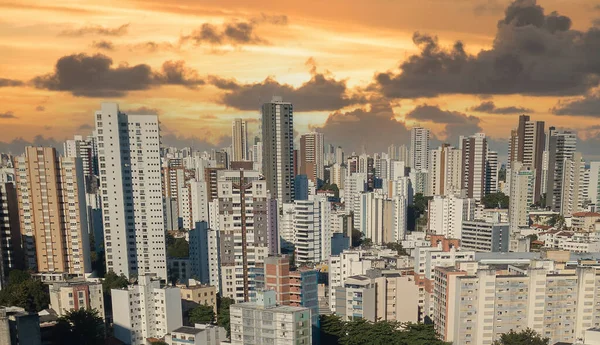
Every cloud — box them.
[313,98,410,153]
[209,61,364,112]
[0,78,23,87]
[253,13,288,26]
[374,0,600,98]
[162,133,232,151]
[78,123,93,130]
[132,41,176,53]
[59,23,129,37]
[92,40,114,50]
[0,111,17,119]
[123,106,160,115]
[551,93,600,117]
[0,135,62,155]
[32,53,205,97]
[35,105,45,112]
[474,0,505,15]
[469,100,533,114]
[405,104,483,140]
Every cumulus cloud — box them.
[78,123,93,130]
[551,93,600,117]
[35,105,45,112]
[374,0,600,98]
[162,133,232,152]
[32,53,205,97]
[0,78,23,87]
[209,60,365,112]
[92,40,114,50]
[0,135,62,155]
[313,98,410,153]
[405,104,483,140]
[469,100,533,114]
[0,111,17,119]
[181,15,287,46]
[60,23,129,37]
[474,0,505,15]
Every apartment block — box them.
[49,281,104,319]
[14,147,91,274]
[230,290,312,345]
[178,283,217,315]
[167,324,225,345]
[112,274,183,345]
[0,181,24,278]
[461,218,509,252]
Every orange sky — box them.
[1,0,600,157]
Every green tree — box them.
[498,165,507,182]
[492,329,549,345]
[351,229,363,247]
[189,304,215,324]
[482,192,510,209]
[547,214,566,229]
[0,270,50,312]
[385,242,408,256]
[53,308,105,345]
[321,183,340,199]
[362,238,373,248]
[320,315,344,344]
[217,297,235,338]
[167,237,190,258]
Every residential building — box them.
[95,102,167,279]
[112,274,183,345]
[461,133,487,200]
[189,221,220,290]
[167,258,191,284]
[294,195,331,264]
[14,147,91,274]
[0,306,41,345]
[229,290,312,345]
[508,162,535,234]
[572,212,600,232]
[178,283,217,314]
[508,115,545,202]
[561,152,587,216]
[49,281,104,319]
[231,118,249,162]
[428,144,462,196]
[428,194,476,239]
[262,96,295,203]
[217,170,279,303]
[0,182,24,279]
[358,191,394,244]
[485,150,499,195]
[546,130,577,212]
[461,218,509,252]
[299,132,324,184]
[167,324,225,345]
[410,127,430,171]
[589,162,600,206]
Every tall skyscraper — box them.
[299,132,324,184]
[217,169,279,303]
[410,127,430,171]
[14,147,91,274]
[428,144,462,196]
[294,195,331,265]
[0,181,24,278]
[589,162,600,207]
[546,130,577,212]
[508,162,534,234]
[560,152,586,217]
[262,97,294,203]
[507,115,545,202]
[95,102,167,279]
[485,150,499,195]
[461,133,487,200]
[231,118,248,162]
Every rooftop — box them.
[573,212,600,217]
[173,326,204,335]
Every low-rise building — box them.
[167,324,225,345]
[0,306,41,345]
[230,290,312,345]
[49,281,104,319]
[178,282,217,314]
[461,219,509,252]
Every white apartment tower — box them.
[410,127,430,171]
[299,132,324,183]
[231,118,249,161]
[561,152,587,217]
[112,274,183,345]
[428,144,462,196]
[294,195,331,265]
[546,130,577,212]
[461,133,487,200]
[95,102,167,279]
[262,97,294,203]
[508,162,534,234]
[428,194,475,239]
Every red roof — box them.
[572,212,600,217]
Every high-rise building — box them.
[410,127,430,171]
[217,170,279,303]
[508,162,535,235]
[428,144,462,196]
[546,130,577,212]
[189,221,220,290]
[112,274,183,345]
[294,195,331,264]
[299,132,324,184]
[485,150,499,195]
[95,102,167,279]
[461,133,487,200]
[231,118,249,162]
[589,162,600,207]
[335,146,344,165]
[359,191,394,245]
[428,194,475,239]
[14,147,91,274]
[508,115,545,202]
[63,135,98,191]
[561,152,587,217]
[229,290,312,345]
[461,217,509,252]
[262,96,294,203]
[0,182,24,279]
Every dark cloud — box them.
[132,41,176,52]
[92,40,114,51]
[551,93,600,117]
[313,98,410,153]
[253,13,288,26]
[406,105,483,140]
[469,100,533,114]
[162,133,232,151]
[123,106,160,115]
[0,135,62,155]
[32,53,205,97]
[209,62,364,112]
[374,0,600,98]
[0,111,17,119]
[181,21,267,46]
[78,123,93,130]
[0,78,23,87]
[35,105,45,112]
[59,23,129,37]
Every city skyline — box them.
[2,0,600,159]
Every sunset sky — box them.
[1,0,600,160]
